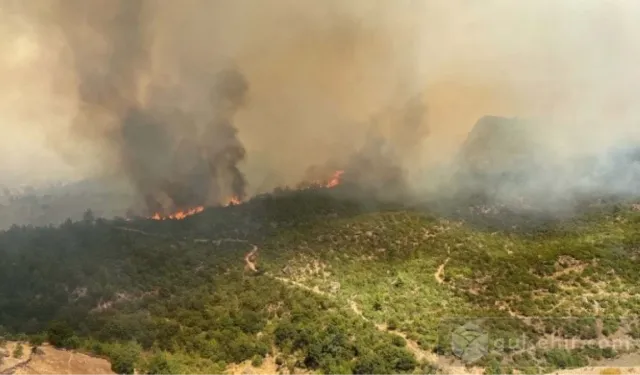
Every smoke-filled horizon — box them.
[1,1,640,215]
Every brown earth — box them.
[0,342,113,375]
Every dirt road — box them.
[244,245,259,272]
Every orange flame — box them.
[224,196,242,206]
[325,170,344,188]
[150,206,204,220]
[298,170,345,190]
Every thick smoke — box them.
[2,1,640,221]
[452,116,640,209]
[342,93,429,200]
[116,68,249,214]
[36,0,250,214]
[297,91,429,204]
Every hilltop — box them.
[1,187,640,374]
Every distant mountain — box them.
[0,178,135,230]
[452,115,640,206]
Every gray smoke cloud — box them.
[452,115,640,210]
[116,68,249,214]
[2,1,640,222]
[2,0,432,207]
[18,0,250,215]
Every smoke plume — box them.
[23,0,250,214]
[2,1,640,220]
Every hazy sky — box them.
[1,1,640,190]
[0,8,78,186]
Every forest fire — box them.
[146,170,343,219]
[224,196,242,206]
[326,170,344,188]
[150,206,204,220]
[311,169,345,188]
[298,169,346,189]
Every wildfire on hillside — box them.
[224,196,242,206]
[150,206,204,220]
[325,170,344,188]
[298,169,346,190]
[146,170,344,219]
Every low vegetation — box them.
[0,188,639,373]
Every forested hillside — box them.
[1,187,640,374]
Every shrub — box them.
[144,352,178,374]
[47,321,75,348]
[484,358,503,374]
[391,335,406,347]
[28,333,45,348]
[251,355,264,367]
[12,344,24,358]
[387,319,399,331]
[105,342,141,375]
[544,348,588,369]
[65,336,81,350]
[353,353,390,374]
[377,346,417,373]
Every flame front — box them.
[150,206,204,220]
[297,169,346,190]
[325,170,344,188]
[149,170,343,219]
[224,196,242,206]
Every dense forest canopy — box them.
[1,184,640,374]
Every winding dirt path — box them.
[349,299,366,320]
[435,258,450,284]
[244,245,259,272]
[268,272,441,367]
[67,352,73,369]
[271,276,328,296]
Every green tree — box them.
[0,325,6,346]
[544,349,587,369]
[107,342,141,375]
[144,352,178,374]
[251,354,264,367]
[47,321,74,348]
[29,333,45,351]
[377,346,417,373]
[484,358,502,375]
[324,361,352,374]
[391,335,406,347]
[353,353,391,374]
